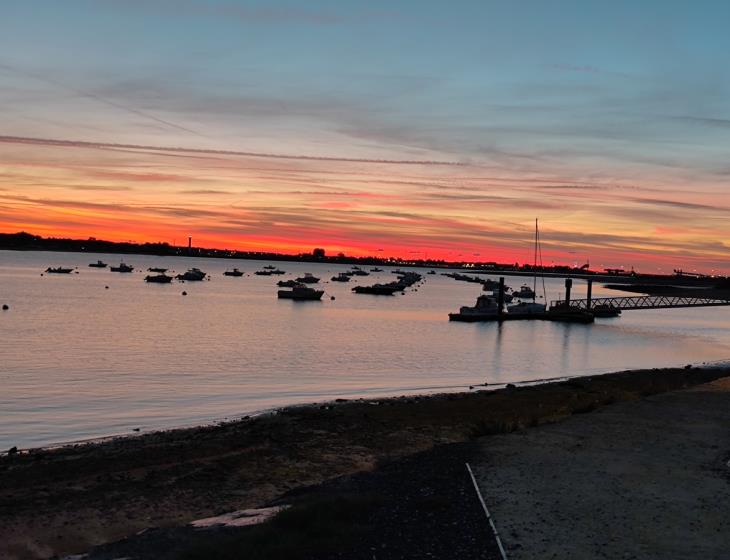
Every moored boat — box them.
[277,285,324,300]
[331,273,351,282]
[144,273,173,283]
[507,301,546,316]
[223,268,244,277]
[546,308,595,323]
[176,268,206,281]
[295,273,320,284]
[449,295,502,321]
[277,279,302,288]
[352,284,400,295]
[514,284,537,299]
[110,263,134,273]
[591,303,622,318]
[45,266,74,274]
[88,260,107,268]
[148,267,168,273]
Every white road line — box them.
[466,462,508,560]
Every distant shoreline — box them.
[2,231,724,286]
[1,365,728,558]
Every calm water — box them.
[2,250,729,449]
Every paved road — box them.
[469,378,730,559]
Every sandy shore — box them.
[1,366,728,559]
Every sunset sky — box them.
[1,1,729,272]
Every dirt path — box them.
[470,377,730,559]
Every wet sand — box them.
[1,366,728,559]
[470,376,730,559]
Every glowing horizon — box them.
[1,1,729,274]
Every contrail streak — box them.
[0,135,467,166]
[0,62,204,137]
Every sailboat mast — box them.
[533,218,538,301]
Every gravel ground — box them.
[470,377,730,559]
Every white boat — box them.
[507,301,546,315]
[449,295,503,321]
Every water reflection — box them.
[2,250,730,448]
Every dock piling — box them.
[498,277,505,315]
[586,279,593,311]
[564,278,573,308]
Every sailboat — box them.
[508,219,547,315]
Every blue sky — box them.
[1,1,729,270]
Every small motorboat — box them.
[223,268,244,277]
[88,260,107,268]
[45,266,74,274]
[148,267,168,273]
[255,270,273,276]
[370,267,383,272]
[277,285,324,300]
[110,263,134,273]
[427,270,436,275]
[295,273,320,284]
[331,273,351,282]
[176,268,206,281]
[270,269,286,275]
[263,265,277,270]
[277,279,303,288]
[144,273,173,283]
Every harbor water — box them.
[2,250,729,449]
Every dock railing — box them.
[550,295,730,311]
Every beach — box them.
[1,365,729,559]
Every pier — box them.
[551,294,730,311]
[451,277,730,323]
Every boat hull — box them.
[352,286,399,295]
[145,275,173,283]
[277,290,324,300]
